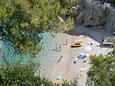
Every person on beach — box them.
[59,45,61,51]
[58,56,62,62]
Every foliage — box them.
[111,0,115,6]
[0,0,78,55]
[87,55,115,86]
[0,60,54,86]
[61,79,78,86]
[66,17,74,31]
[107,36,115,55]
[59,0,80,16]
[0,60,78,86]
[57,16,74,32]
[99,0,115,6]
[0,0,61,54]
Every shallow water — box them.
[34,32,67,77]
[2,40,19,62]
[2,32,67,78]
[2,39,31,63]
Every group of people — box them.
[56,39,68,63]
[55,39,68,52]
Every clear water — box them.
[2,32,66,78]
[2,39,31,63]
[33,32,67,77]
[2,39,19,63]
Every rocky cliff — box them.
[75,0,115,33]
[105,7,115,32]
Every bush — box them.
[87,55,115,86]
[0,61,53,86]
[0,60,78,86]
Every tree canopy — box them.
[0,60,78,86]
[87,55,115,86]
[0,0,79,55]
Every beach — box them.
[35,25,113,86]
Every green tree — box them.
[59,0,79,16]
[0,0,61,54]
[0,0,78,55]
[0,60,78,86]
[87,55,115,86]
[0,60,53,86]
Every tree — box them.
[0,60,78,86]
[0,0,79,55]
[59,0,79,16]
[0,60,53,86]
[0,0,61,55]
[87,55,115,86]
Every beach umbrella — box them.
[77,53,86,59]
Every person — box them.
[59,45,61,51]
[90,42,93,45]
[57,56,62,62]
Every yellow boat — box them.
[70,42,82,47]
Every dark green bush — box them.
[87,55,115,86]
[0,61,78,86]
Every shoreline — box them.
[35,26,113,85]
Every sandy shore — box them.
[50,34,91,85]
[50,33,112,85]
[35,26,113,86]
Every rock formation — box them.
[74,0,115,33]
[75,0,105,28]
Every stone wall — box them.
[105,8,115,32]
[83,1,104,26]
[77,0,115,33]
[77,0,105,26]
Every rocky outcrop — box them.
[105,8,115,32]
[75,0,115,33]
[76,0,105,27]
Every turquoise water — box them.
[2,39,19,63]
[1,32,55,63]
[2,39,31,63]
[2,32,66,77]
[33,32,67,77]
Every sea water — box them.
[2,32,66,78]
[34,32,66,78]
[2,39,31,63]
